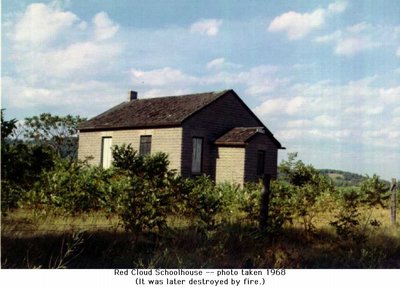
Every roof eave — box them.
[78,123,182,132]
[214,142,247,147]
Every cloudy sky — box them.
[2,0,399,179]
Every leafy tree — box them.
[23,113,86,158]
[329,175,389,242]
[111,144,144,173]
[278,153,334,232]
[1,110,83,214]
[1,110,55,187]
[1,109,17,140]
[330,188,365,242]
[360,174,390,207]
[111,144,176,232]
[180,176,225,229]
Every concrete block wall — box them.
[78,127,182,172]
[181,91,262,179]
[215,146,245,185]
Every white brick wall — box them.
[78,127,182,172]
[215,146,245,185]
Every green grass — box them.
[2,208,400,269]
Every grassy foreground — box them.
[2,209,400,269]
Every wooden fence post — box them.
[260,174,271,230]
[390,178,397,226]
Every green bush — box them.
[181,176,225,229]
[238,182,261,223]
[239,180,295,232]
[330,188,365,242]
[1,110,55,214]
[279,153,334,232]
[268,180,296,231]
[329,175,390,242]
[360,174,390,207]
[24,158,128,215]
[111,144,176,232]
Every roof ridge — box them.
[133,89,231,101]
[78,89,232,131]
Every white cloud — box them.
[138,88,194,99]
[397,47,400,56]
[328,1,348,13]
[268,9,325,40]
[206,58,226,69]
[314,31,341,43]
[379,86,400,104]
[253,96,304,116]
[128,64,286,101]
[334,36,380,56]
[93,12,119,41]
[313,114,337,127]
[346,22,369,33]
[13,3,79,48]
[2,76,59,108]
[206,58,240,70]
[205,65,285,96]
[190,19,222,36]
[2,75,125,116]
[130,67,199,87]
[315,22,388,56]
[268,1,347,40]
[26,41,123,78]
[3,2,125,116]
[254,75,399,153]
[9,2,123,81]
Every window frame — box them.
[191,137,204,175]
[139,135,152,155]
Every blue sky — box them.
[2,0,400,179]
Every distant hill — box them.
[318,169,369,187]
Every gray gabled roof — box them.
[78,90,229,131]
[214,127,265,146]
[78,89,284,149]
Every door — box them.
[101,137,112,169]
[257,150,265,176]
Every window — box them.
[101,137,112,169]
[192,137,203,174]
[257,150,265,176]
[140,135,152,155]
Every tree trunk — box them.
[390,178,397,226]
[260,174,271,230]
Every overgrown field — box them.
[2,207,399,268]
[2,112,399,268]
[2,150,400,268]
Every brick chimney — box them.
[128,90,138,101]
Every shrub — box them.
[239,180,295,232]
[24,158,128,215]
[279,153,334,232]
[239,182,261,223]
[360,174,390,207]
[268,180,296,231]
[111,144,176,232]
[330,188,365,242]
[181,176,225,229]
[115,175,174,232]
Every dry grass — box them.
[2,209,121,234]
[2,208,400,269]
